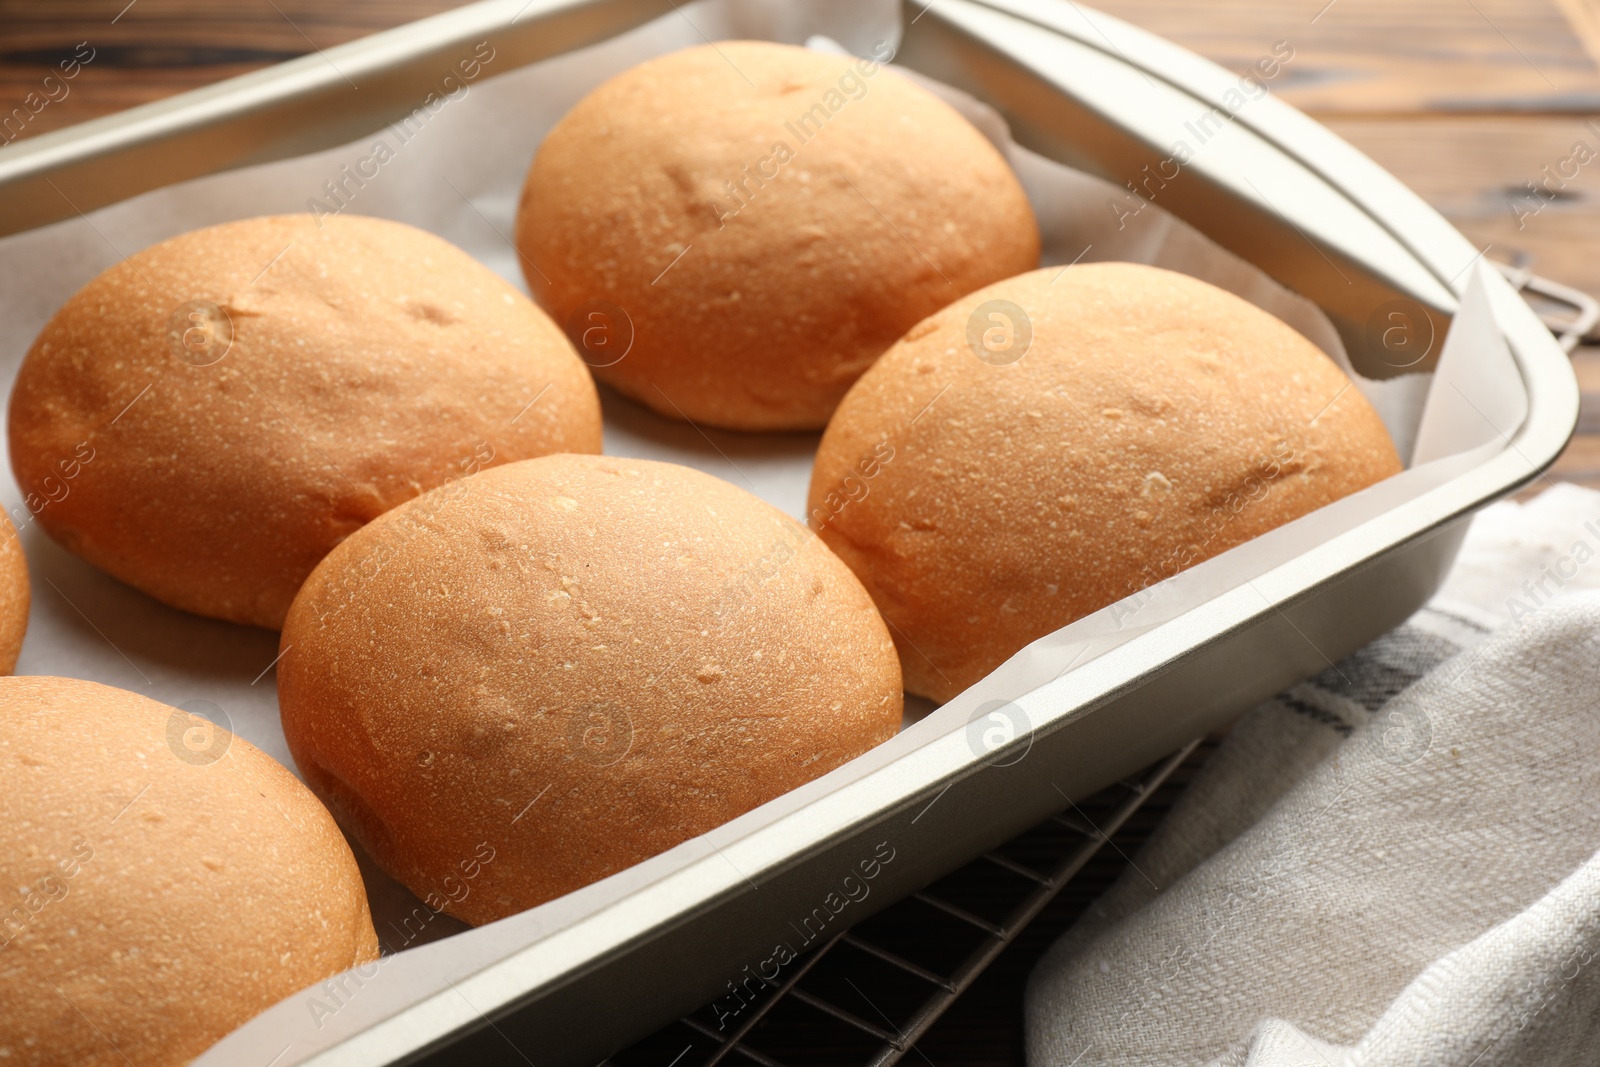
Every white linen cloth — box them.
[1026,482,1600,1066]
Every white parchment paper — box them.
[0,0,1526,1059]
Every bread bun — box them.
[809,263,1403,702]
[516,41,1039,431]
[0,514,29,673]
[0,676,377,1067]
[279,454,902,923]
[9,214,602,630]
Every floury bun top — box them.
[516,39,1041,431]
[8,214,602,629]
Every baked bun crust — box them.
[809,263,1404,702]
[9,214,602,630]
[0,676,377,1067]
[279,454,902,924]
[516,41,1040,431]
[0,514,29,673]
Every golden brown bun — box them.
[279,454,902,923]
[0,676,377,1067]
[9,214,602,630]
[516,41,1040,431]
[809,263,1403,703]
[0,514,29,673]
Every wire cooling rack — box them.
[602,739,1206,1067]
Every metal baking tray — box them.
[0,0,1578,1064]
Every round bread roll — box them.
[809,263,1404,703]
[516,41,1040,431]
[279,454,902,924]
[9,214,602,630]
[0,676,377,1067]
[0,513,29,673]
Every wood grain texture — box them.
[1325,115,1600,288]
[0,0,468,142]
[1553,0,1600,72]
[1091,0,1600,114]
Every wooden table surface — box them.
[3,1,1598,1064]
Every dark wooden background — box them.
[4,0,1600,1063]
